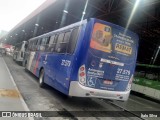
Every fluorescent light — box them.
[124,0,140,34]
[63,10,68,13]
[35,24,39,26]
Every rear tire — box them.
[39,69,46,88]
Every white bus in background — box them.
[13,41,28,64]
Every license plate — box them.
[103,80,113,85]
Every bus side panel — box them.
[43,24,87,95]
[69,21,93,83]
[41,54,74,95]
[34,35,86,95]
[35,52,46,77]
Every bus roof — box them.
[29,19,87,41]
[29,18,138,42]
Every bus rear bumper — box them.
[69,81,130,101]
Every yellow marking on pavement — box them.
[0,89,20,98]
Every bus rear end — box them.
[69,19,139,101]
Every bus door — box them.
[81,22,138,92]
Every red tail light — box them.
[80,72,85,77]
[80,67,84,71]
[79,65,86,86]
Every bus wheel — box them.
[39,69,46,88]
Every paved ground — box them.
[0,57,32,120]
[1,56,160,120]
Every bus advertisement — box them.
[25,18,139,101]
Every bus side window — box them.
[40,38,46,51]
[44,36,50,51]
[67,27,79,54]
[31,40,34,51]
[24,43,28,51]
[55,33,65,53]
[61,31,71,53]
[36,38,42,51]
[56,31,71,53]
[35,39,38,51]
[48,35,57,52]
[45,36,50,44]
[28,41,32,50]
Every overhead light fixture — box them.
[22,30,25,32]
[63,10,68,13]
[35,24,39,26]
[124,0,140,34]
[15,34,18,36]
[81,0,89,21]
[10,36,12,38]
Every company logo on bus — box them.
[115,43,132,55]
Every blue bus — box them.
[25,18,139,101]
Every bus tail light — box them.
[80,72,85,77]
[80,66,85,71]
[79,65,86,86]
